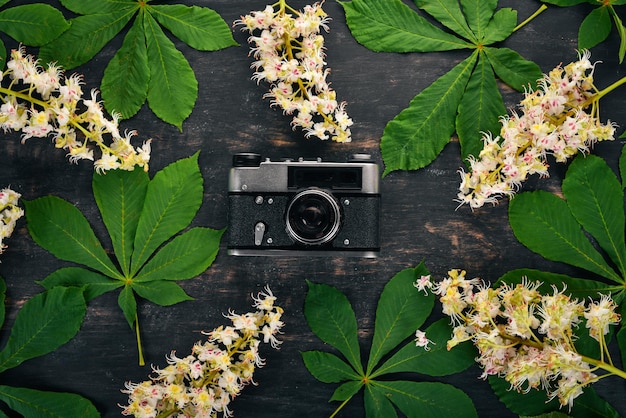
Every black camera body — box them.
[227,153,380,257]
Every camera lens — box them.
[286,189,341,245]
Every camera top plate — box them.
[229,153,380,194]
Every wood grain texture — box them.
[0,1,624,417]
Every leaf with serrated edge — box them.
[143,11,198,129]
[59,0,134,15]
[484,46,541,91]
[373,380,478,418]
[133,227,224,283]
[480,8,517,45]
[0,287,85,373]
[330,380,363,402]
[562,155,626,279]
[365,384,398,418]
[39,9,136,69]
[381,52,476,175]
[509,190,622,283]
[93,166,149,277]
[304,280,363,375]
[456,51,505,164]
[372,318,475,378]
[132,280,193,306]
[366,263,434,374]
[130,152,203,276]
[460,0,497,39]
[414,0,476,42]
[101,16,150,120]
[579,6,612,50]
[0,386,99,418]
[302,350,362,383]
[0,4,69,46]
[149,4,237,51]
[118,285,137,329]
[38,266,123,302]
[341,0,470,53]
[25,196,121,279]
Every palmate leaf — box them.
[132,280,193,306]
[149,4,238,51]
[509,190,622,283]
[101,15,150,120]
[542,1,626,63]
[302,264,478,417]
[483,47,541,91]
[130,152,204,276]
[0,4,69,47]
[24,196,122,280]
[579,6,612,50]
[143,10,198,130]
[25,154,224,362]
[562,155,626,278]
[133,227,225,283]
[461,0,498,40]
[0,386,99,418]
[38,267,123,302]
[304,280,363,374]
[340,0,471,52]
[0,287,85,373]
[380,52,476,174]
[118,285,138,330]
[93,166,149,277]
[344,0,541,175]
[301,351,362,383]
[491,376,620,418]
[414,0,477,42]
[366,263,434,374]
[39,8,136,69]
[371,318,475,378]
[370,380,477,418]
[456,51,506,162]
[40,0,236,128]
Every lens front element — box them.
[286,189,341,245]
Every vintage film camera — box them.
[227,152,380,257]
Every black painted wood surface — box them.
[0,1,625,417]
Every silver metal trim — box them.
[227,248,379,258]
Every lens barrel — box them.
[286,189,341,245]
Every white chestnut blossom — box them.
[418,271,624,410]
[0,188,23,255]
[457,50,616,209]
[0,47,151,172]
[120,287,284,418]
[235,1,353,142]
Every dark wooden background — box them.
[0,0,625,417]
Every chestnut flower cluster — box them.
[0,47,151,173]
[0,188,23,255]
[120,287,284,418]
[416,270,624,410]
[457,50,616,209]
[235,1,353,142]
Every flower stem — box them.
[595,75,626,101]
[136,313,145,366]
[514,4,548,32]
[582,354,626,380]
